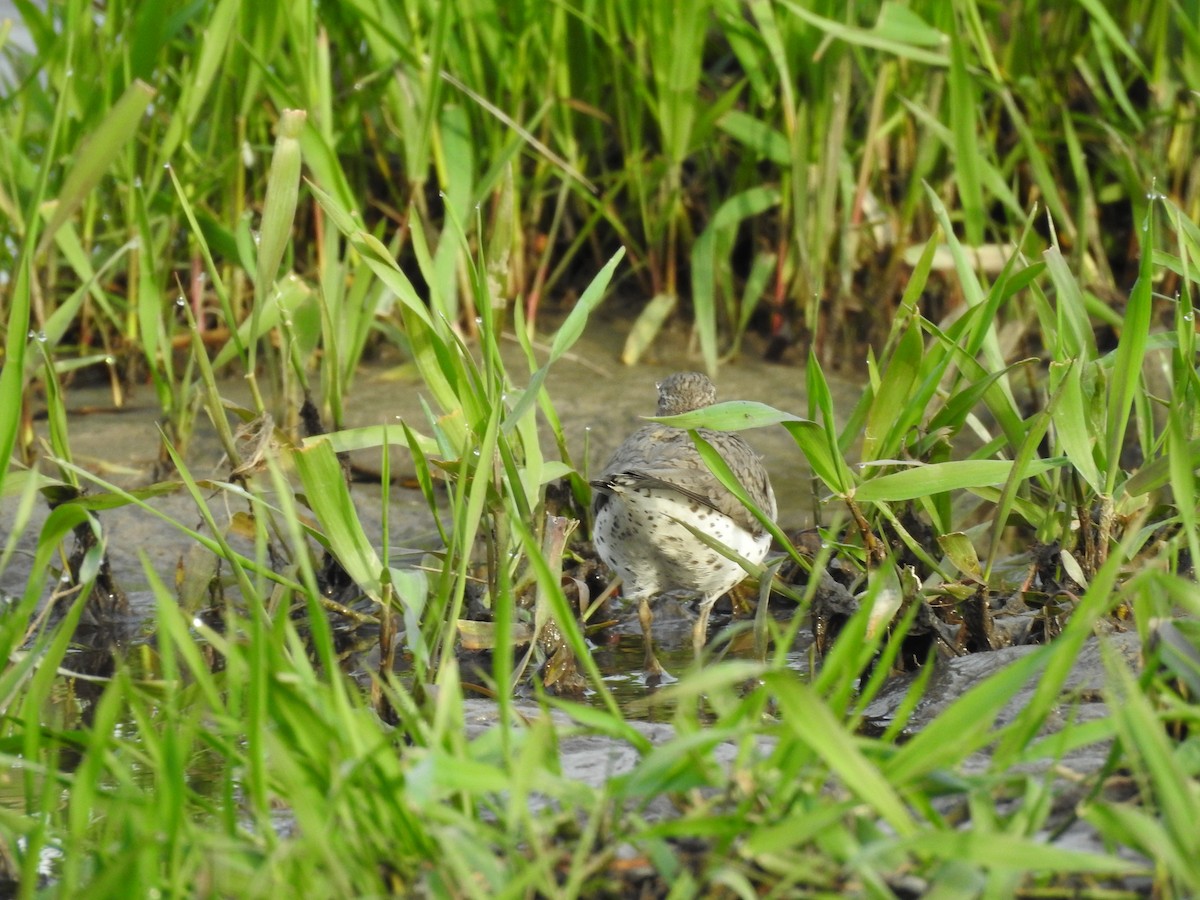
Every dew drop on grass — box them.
[1184,313,1194,322]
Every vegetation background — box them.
[1,0,1199,896]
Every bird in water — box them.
[590,372,776,679]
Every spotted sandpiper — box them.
[590,372,777,678]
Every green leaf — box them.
[716,110,790,164]
[875,2,946,48]
[692,185,782,375]
[938,532,983,581]
[292,437,387,605]
[548,248,625,364]
[503,248,624,431]
[307,178,436,330]
[891,830,1144,875]
[775,0,949,65]
[1048,359,1103,493]
[766,672,917,837]
[214,275,314,369]
[650,400,808,432]
[854,458,1067,503]
[621,293,677,366]
[37,79,156,256]
[254,109,307,291]
[885,648,1048,784]
[862,320,923,462]
[1105,203,1155,494]
[305,423,440,458]
[0,257,30,493]
[947,28,984,245]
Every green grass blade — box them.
[1104,201,1156,494]
[36,79,156,256]
[292,437,387,604]
[855,458,1066,503]
[0,257,30,492]
[766,671,917,837]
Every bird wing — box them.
[591,425,776,529]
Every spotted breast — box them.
[591,372,776,678]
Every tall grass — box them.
[1,0,1199,896]
[3,1,1195,394]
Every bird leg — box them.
[692,599,714,661]
[638,596,666,680]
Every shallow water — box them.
[2,313,857,687]
[2,313,1148,875]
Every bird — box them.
[590,372,777,679]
